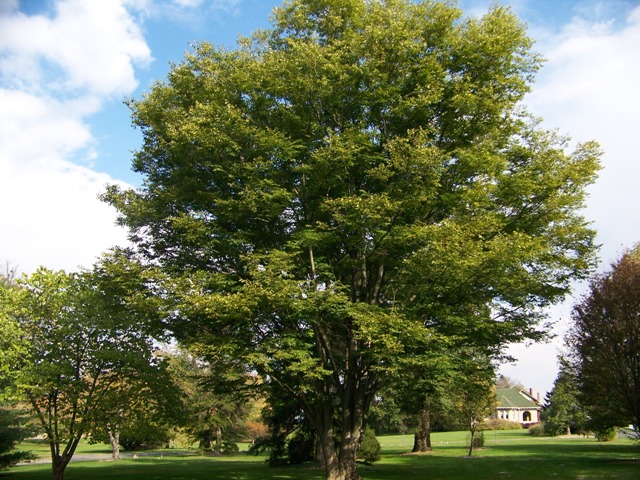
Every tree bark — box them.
[412,407,432,453]
[108,428,120,460]
[213,427,223,455]
[313,399,363,480]
[51,455,72,480]
[467,418,477,457]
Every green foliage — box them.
[285,430,316,465]
[103,0,601,477]
[568,247,640,433]
[0,254,171,477]
[117,423,172,451]
[0,404,35,470]
[484,419,523,431]
[357,429,381,465]
[368,393,411,435]
[528,424,545,436]
[542,358,588,436]
[165,348,255,455]
[594,426,617,442]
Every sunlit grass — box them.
[6,430,638,480]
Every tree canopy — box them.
[104,1,601,478]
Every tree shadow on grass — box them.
[4,457,326,480]
[4,442,639,480]
[363,440,640,480]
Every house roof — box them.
[495,388,540,409]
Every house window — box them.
[523,411,532,422]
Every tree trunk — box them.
[467,431,475,457]
[51,455,72,480]
[314,405,362,480]
[199,429,213,450]
[315,432,326,468]
[467,419,476,457]
[213,427,223,455]
[108,428,120,460]
[412,407,432,452]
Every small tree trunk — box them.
[51,455,72,480]
[108,428,120,460]
[468,418,476,457]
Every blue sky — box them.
[1,0,640,394]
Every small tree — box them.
[453,355,497,457]
[0,268,34,470]
[0,254,168,480]
[0,404,34,470]
[542,358,587,436]
[496,375,524,390]
[166,348,254,455]
[567,247,640,437]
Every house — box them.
[491,388,542,426]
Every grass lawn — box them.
[4,430,638,479]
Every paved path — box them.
[21,450,196,465]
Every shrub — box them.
[244,420,268,441]
[529,424,545,436]
[594,426,616,442]
[471,431,485,449]
[286,431,315,465]
[357,429,381,465]
[484,419,523,430]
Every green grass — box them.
[4,430,638,480]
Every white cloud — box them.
[173,0,206,8]
[0,154,129,274]
[500,4,640,395]
[528,5,640,264]
[0,89,97,163]
[0,0,150,274]
[0,0,152,96]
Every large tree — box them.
[0,255,168,480]
[104,1,601,478]
[567,247,640,436]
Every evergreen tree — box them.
[542,358,587,436]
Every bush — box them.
[529,424,545,436]
[357,429,381,465]
[222,441,240,454]
[471,431,485,449]
[286,431,315,465]
[119,424,171,451]
[484,419,523,430]
[594,426,616,442]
